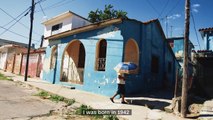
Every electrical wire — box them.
[165,0,182,16]
[191,11,201,50]
[0,7,41,36]
[39,2,46,17]
[0,0,48,36]
[0,10,30,36]
[158,0,170,18]
[35,0,74,13]
[0,25,38,42]
[145,0,160,16]
[1,7,31,27]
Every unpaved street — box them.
[0,80,56,120]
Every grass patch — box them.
[64,99,76,106]
[75,104,119,120]
[35,91,49,97]
[49,94,64,102]
[0,73,13,81]
[35,91,75,105]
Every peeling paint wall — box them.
[13,54,22,74]
[20,52,44,78]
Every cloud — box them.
[192,4,200,7]
[167,14,181,20]
[192,3,200,13]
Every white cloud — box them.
[192,4,200,7]
[192,3,200,13]
[167,14,181,20]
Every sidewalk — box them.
[0,70,188,120]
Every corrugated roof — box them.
[199,27,213,32]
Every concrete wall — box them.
[20,53,44,78]
[44,16,72,38]
[71,15,90,29]
[42,19,179,96]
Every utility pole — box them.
[165,16,168,38]
[170,25,173,37]
[24,0,35,81]
[181,0,190,118]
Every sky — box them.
[0,0,213,50]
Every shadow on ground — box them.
[126,99,170,110]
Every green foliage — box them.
[75,104,92,115]
[88,4,128,23]
[0,73,13,81]
[64,99,75,106]
[34,91,49,97]
[49,94,65,102]
[104,115,119,120]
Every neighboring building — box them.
[0,44,27,71]
[199,27,213,51]
[167,37,195,88]
[41,12,180,97]
[193,27,213,98]
[19,48,45,78]
[41,11,91,47]
[0,38,28,47]
[167,37,194,65]
[193,50,213,98]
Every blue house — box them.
[41,13,179,96]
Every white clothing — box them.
[116,73,125,84]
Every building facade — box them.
[42,14,179,96]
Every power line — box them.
[0,10,30,36]
[39,2,46,16]
[191,11,201,49]
[158,0,170,18]
[145,0,160,16]
[35,0,74,13]
[1,7,31,27]
[0,0,47,36]
[0,7,41,36]
[165,0,182,16]
[0,25,38,42]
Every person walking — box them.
[110,73,128,104]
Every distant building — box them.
[41,11,180,96]
[41,11,91,47]
[0,38,28,47]
[167,37,194,66]
[199,27,213,51]
[0,44,27,71]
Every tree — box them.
[88,4,128,23]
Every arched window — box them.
[95,39,107,71]
[50,46,57,69]
[124,39,139,73]
[61,40,85,84]
[78,43,85,68]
